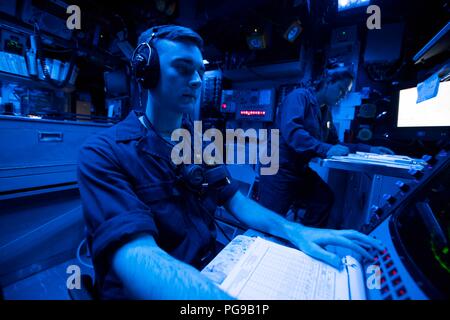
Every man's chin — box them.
[177,103,195,114]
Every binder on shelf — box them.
[0,52,7,72]
[60,62,71,82]
[69,65,79,85]
[8,53,19,76]
[26,50,38,76]
[3,52,13,74]
[37,59,45,80]
[51,59,61,80]
[0,52,77,91]
[0,52,31,77]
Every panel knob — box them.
[408,168,424,179]
[396,181,410,192]
[371,205,383,217]
[383,194,396,205]
[422,154,436,166]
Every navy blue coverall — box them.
[77,111,239,299]
[258,87,370,227]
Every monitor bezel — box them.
[393,83,450,141]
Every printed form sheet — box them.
[220,237,363,300]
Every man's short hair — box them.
[137,24,204,50]
[314,67,354,90]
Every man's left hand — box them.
[370,146,395,155]
[285,223,384,270]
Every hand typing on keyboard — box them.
[283,223,385,270]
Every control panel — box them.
[362,148,450,300]
[361,151,449,234]
[220,88,275,122]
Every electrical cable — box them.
[76,238,94,269]
[197,196,233,243]
[213,217,233,243]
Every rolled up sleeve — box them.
[77,137,158,267]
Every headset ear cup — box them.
[132,43,160,90]
[144,45,160,89]
[132,43,150,87]
[132,53,147,85]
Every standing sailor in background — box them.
[258,67,393,228]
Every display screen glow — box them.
[338,0,370,11]
[397,81,450,128]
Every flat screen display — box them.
[338,0,370,11]
[397,81,450,128]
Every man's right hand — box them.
[326,144,350,157]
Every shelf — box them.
[0,70,75,93]
[414,22,450,64]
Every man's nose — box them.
[189,72,202,89]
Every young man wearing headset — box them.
[77,25,383,299]
[258,68,394,228]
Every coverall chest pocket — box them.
[135,181,190,247]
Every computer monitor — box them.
[337,0,370,12]
[397,81,450,128]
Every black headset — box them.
[131,28,161,89]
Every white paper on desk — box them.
[220,237,362,300]
[344,256,366,300]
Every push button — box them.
[389,268,398,277]
[392,277,402,287]
[396,287,407,297]
[381,285,390,294]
